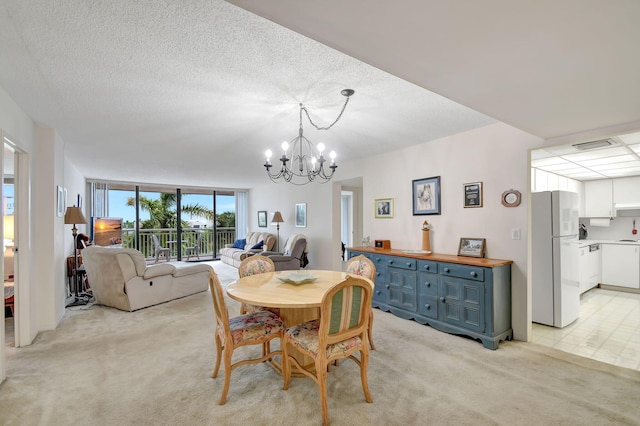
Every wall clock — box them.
[501,189,521,207]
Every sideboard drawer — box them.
[386,257,416,270]
[369,254,388,267]
[439,263,484,282]
[417,259,438,274]
[418,272,438,297]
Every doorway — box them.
[3,141,16,349]
[341,190,353,261]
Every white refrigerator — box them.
[532,190,580,328]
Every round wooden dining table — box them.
[226,270,373,371]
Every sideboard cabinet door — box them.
[439,275,485,333]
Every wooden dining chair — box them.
[208,270,284,405]
[238,255,278,315]
[345,255,377,350]
[282,275,373,426]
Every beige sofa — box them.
[82,245,212,311]
[219,231,276,268]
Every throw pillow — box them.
[251,240,264,250]
[231,238,246,249]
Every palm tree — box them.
[126,193,217,229]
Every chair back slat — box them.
[320,276,372,346]
[328,285,365,334]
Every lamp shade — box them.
[64,206,87,225]
[4,215,14,241]
[271,211,284,224]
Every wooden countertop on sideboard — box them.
[347,247,513,268]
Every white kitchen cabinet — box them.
[584,179,613,217]
[601,244,640,289]
[613,176,640,204]
[579,245,600,294]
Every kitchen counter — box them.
[579,239,640,247]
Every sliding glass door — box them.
[98,182,238,261]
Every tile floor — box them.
[532,288,640,371]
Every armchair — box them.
[261,234,307,271]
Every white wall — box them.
[0,87,69,341]
[33,128,67,330]
[250,181,339,269]
[0,86,36,380]
[249,122,543,341]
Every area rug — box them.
[1,261,639,425]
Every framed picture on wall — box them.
[295,203,307,227]
[374,198,394,218]
[257,210,267,227]
[463,182,483,208]
[412,176,441,215]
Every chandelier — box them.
[264,89,354,185]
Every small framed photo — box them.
[458,238,486,258]
[257,210,267,227]
[463,182,483,208]
[295,203,307,227]
[375,198,394,218]
[413,176,441,215]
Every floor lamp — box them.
[65,205,88,307]
[271,211,284,252]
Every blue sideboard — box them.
[348,247,513,350]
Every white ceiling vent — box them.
[571,138,616,151]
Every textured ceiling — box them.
[229,0,640,141]
[0,0,494,189]
[1,1,639,189]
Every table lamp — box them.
[271,211,284,252]
[64,205,88,306]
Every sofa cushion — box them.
[251,240,264,250]
[171,262,213,277]
[143,263,176,279]
[231,238,246,249]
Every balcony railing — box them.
[120,227,236,260]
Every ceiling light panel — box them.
[544,164,589,173]
[530,149,556,160]
[618,131,640,144]
[562,146,630,162]
[563,171,607,179]
[599,166,640,176]
[590,161,640,171]
[578,154,638,167]
[531,157,571,168]
[543,145,582,155]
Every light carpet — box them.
[1,261,639,426]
